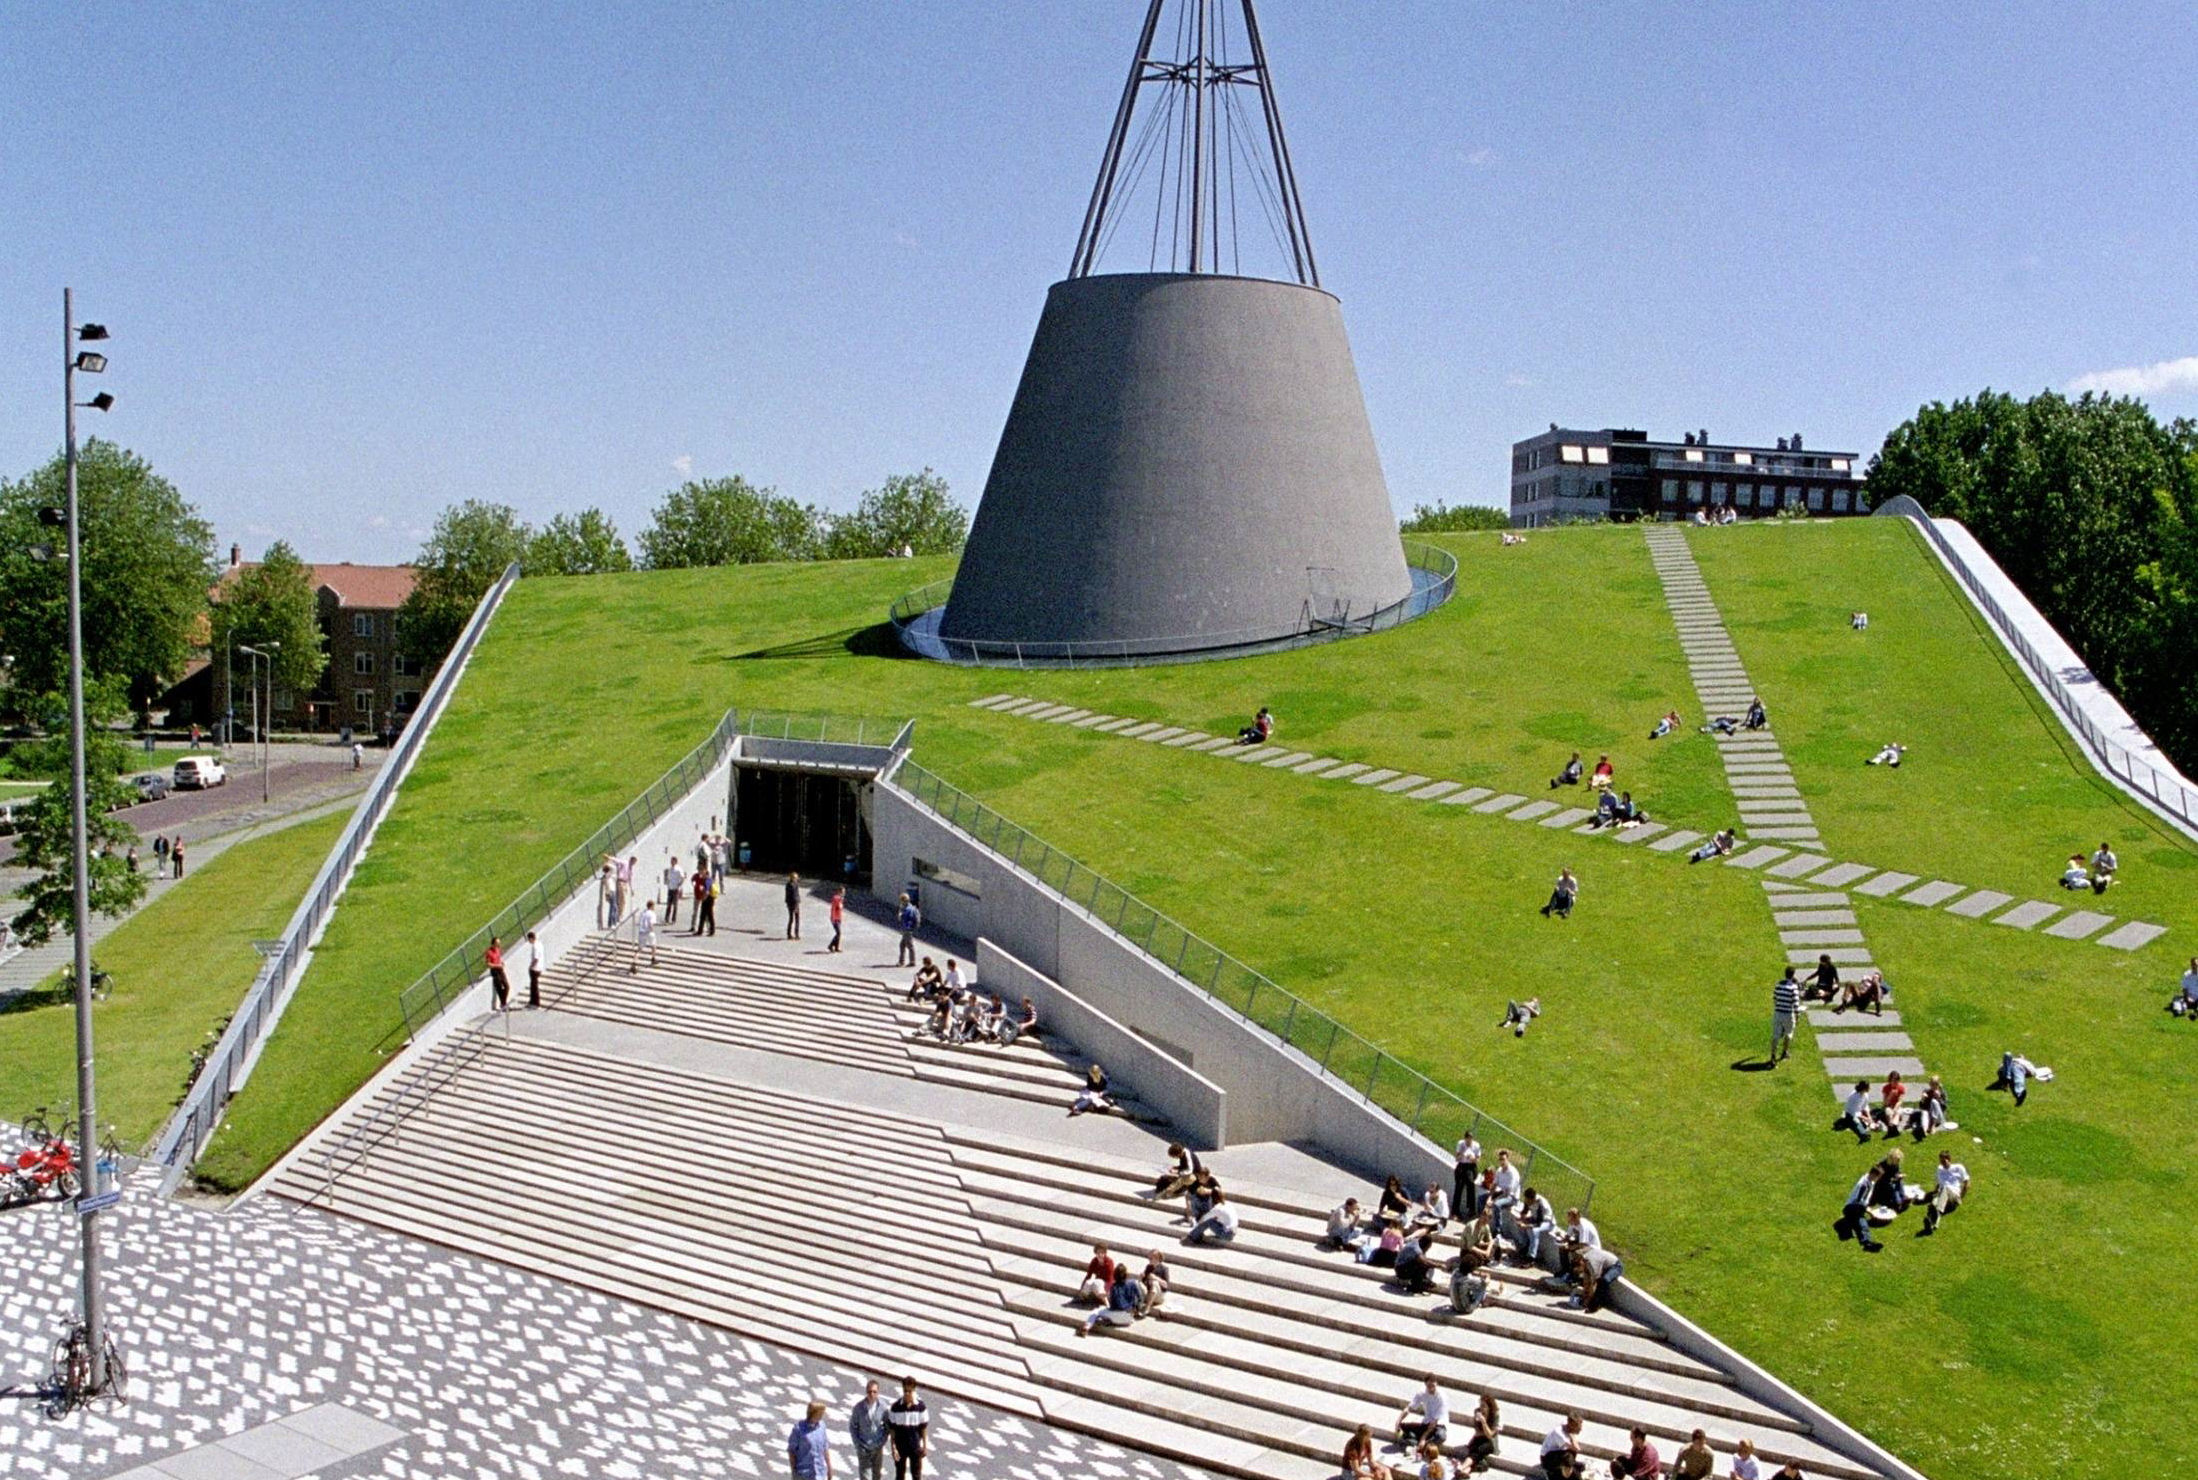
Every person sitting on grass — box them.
[1588,790,1646,831]
[1236,706,1275,745]
[2171,956,2198,1018]
[1077,1261,1144,1337]
[1395,1376,1450,1450]
[2059,853,2094,892]
[2090,841,2118,892]
[1540,868,1580,919]
[1689,828,1738,864]
[1921,1150,1970,1235]
[1867,742,1906,767]
[1649,709,1681,740]
[1743,697,1768,730]
[1588,788,1623,829]
[1836,970,1888,1015]
[1877,1071,1909,1136]
[1550,751,1584,789]
[1610,791,1647,828]
[1589,754,1616,791]
[1344,1424,1395,1480]
[1993,1050,2049,1106]
[1802,954,1842,1003]
[1837,1164,1886,1253]
[1835,1080,1881,1144]
[1851,610,1870,630]
[1069,1063,1114,1116]
[1912,1075,1954,1137]
[1500,998,1542,1037]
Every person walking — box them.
[788,1400,832,1480]
[153,834,170,873]
[896,894,920,967]
[829,889,846,954]
[785,871,803,940]
[351,741,363,771]
[616,854,637,923]
[712,833,730,890]
[485,935,511,1011]
[632,899,659,973]
[662,855,686,926]
[524,930,544,1009]
[887,1377,929,1480]
[171,836,186,879]
[849,1381,890,1480]
[598,857,616,928]
[1771,969,1802,1065]
[690,865,715,937]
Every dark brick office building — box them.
[1509,427,1868,527]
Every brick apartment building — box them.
[161,547,431,738]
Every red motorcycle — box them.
[1,1136,79,1208]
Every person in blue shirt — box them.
[788,1400,832,1480]
[848,1382,889,1480]
[1078,1262,1145,1336]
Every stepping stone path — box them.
[966,688,2172,979]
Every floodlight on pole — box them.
[80,392,114,412]
[74,352,106,373]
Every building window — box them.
[1831,458,1851,472]
[1733,451,1753,466]
[1586,446,1610,465]
[1687,480,1705,502]
[1832,490,1851,512]
[1711,482,1729,502]
[1661,479,1678,501]
[354,652,375,675]
[353,690,374,714]
[1733,485,1754,507]
[352,613,374,639]
[1808,488,1825,510]
[396,690,422,711]
[1684,448,1705,463]
[395,654,424,678]
[1559,445,1585,464]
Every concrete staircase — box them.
[270,945,1893,1480]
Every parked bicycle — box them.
[43,1319,126,1417]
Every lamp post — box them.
[62,288,116,1394]
[238,642,278,802]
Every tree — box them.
[210,541,328,701]
[6,680,147,946]
[526,508,634,575]
[0,439,214,714]
[1399,501,1511,534]
[397,500,530,666]
[824,470,969,558]
[10,677,137,782]
[637,477,823,568]
[1868,389,2198,772]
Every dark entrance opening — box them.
[733,766,871,885]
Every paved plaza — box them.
[0,1173,1218,1480]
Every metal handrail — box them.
[1886,505,2198,831]
[148,562,523,1180]
[888,540,1459,670]
[889,761,1596,1213]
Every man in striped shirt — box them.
[1771,969,1802,1064]
[887,1378,929,1480]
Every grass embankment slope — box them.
[210,523,2193,1480]
[0,809,349,1146]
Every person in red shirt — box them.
[690,867,715,937]
[1589,755,1615,791]
[829,888,846,954]
[485,936,511,1012]
[1879,1071,1908,1136]
[1608,1427,1661,1479]
[1078,1243,1116,1304]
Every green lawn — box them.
[199,525,2196,1479]
[0,809,350,1147]
[0,779,51,800]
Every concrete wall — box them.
[976,939,1228,1149]
[941,273,1412,652]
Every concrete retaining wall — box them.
[976,939,1228,1149]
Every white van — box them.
[172,756,228,790]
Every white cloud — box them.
[671,454,693,478]
[2069,355,2198,398]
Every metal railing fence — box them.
[889,540,1458,669]
[891,761,1596,1213]
[149,562,523,1181]
[394,707,745,1036]
[1889,506,2198,831]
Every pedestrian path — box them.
[964,695,2168,958]
[1639,526,1926,1102]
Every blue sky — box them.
[3,2,2193,564]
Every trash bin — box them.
[340,726,354,745]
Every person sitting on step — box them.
[1867,741,1906,767]
[1394,1376,1450,1451]
[1541,1415,1587,1480]
[1076,1261,1144,1337]
[1375,1174,1413,1226]
[1185,1188,1240,1244]
[1324,1197,1366,1251]
[1183,1169,1221,1226]
[1689,828,1738,864]
[1464,1395,1501,1474]
[998,995,1038,1046]
[1649,709,1681,740]
[1236,706,1275,745]
[1500,998,1542,1037]
[1077,1243,1115,1304]
[1395,1230,1439,1294]
[1672,1429,1715,1480]
[1743,697,1769,730]
[1357,1222,1406,1268]
[906,957,944,1002]
[924,995,953,1040]
[1140,1249,1172,1314]
[1836,969,1889,1015]
[2090,841,2118,892]
[1069,1063,1114,1116]
[1152,1143,1203,1200]
[1549,751,1584,789]
[1455,1207,1498,1275]
[1343,1424,1395,1480]
[1802,953,1842,1003]
[974,992,1007,1042]
[1410,1183,1451,1239]
[1608,1427,1661,1480]
[1568,1244,1624,1312]
[1514,1188,1557,1265]
[1588,754,1616,791]
[1447,1252,1494,1316]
